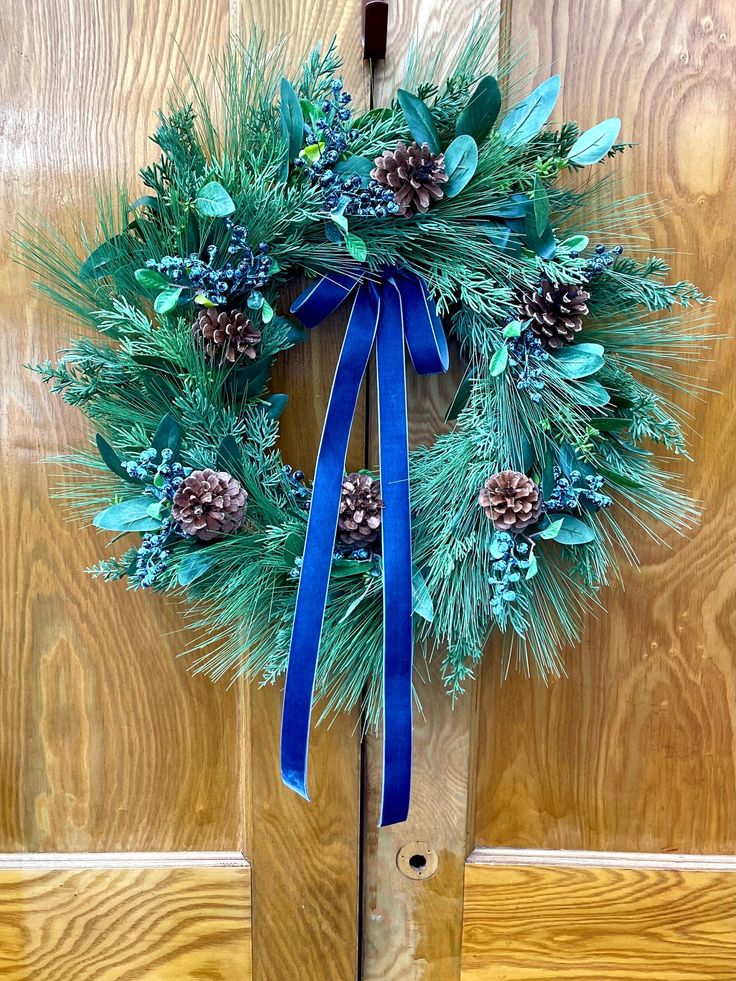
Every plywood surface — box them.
[0,854,252,980]
[474,0,736,856]
[461,853,736,980]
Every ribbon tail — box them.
[376,277,414,827]
[280,281,380,800]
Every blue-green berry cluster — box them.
[583,243,624,277]
[489,532,532,619]
[545,466,613,512]
[123,447,188,501]
[282,465,310,507]
[131,519,178,588]
[294,79,400,218]
[507,327,550,402]
[145,220,271,307]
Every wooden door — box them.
[3,1,735,980]
[361,2,736,979]
[0,2,366,978]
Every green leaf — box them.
[537,517,564,540]
[561,234,589,252]
[286,323,309,346]
[280,78,305,156]
[334,155,375,177]
[330,212,349,234]
[589,416,630,432]
[263,393,288,419]
[498,75,560,145]
[345,233,367,261]
[503,320,522,338]
[152,413,182,462]
[80,236,129,280]
[261,300,274,325]
[134,268,168,291]
[331,557,370,579]
[194,292,217,307]
[554,342,605,379]
[195,181,236,218]
[129,195,160,212]
[555,515,595,545]
[216,435,243,473]
[532,174,550,236]
[525,552,539,580]
[444,366,474,422]
[412,567,434,623]
[282,530,306,568]
[490,346,509,376]
[93,496,162,533]
[95,434,140,484]
[456,75,502,142]
[397,89,440,154]
[524,217,557,259]
[177,549,219,587]
[154,286,183,314]
[569,380,610,407]
[478,222,512,252]
[487,195,530,218]
[598,465,643,490]
[568,118,621,166]
[443,135,479,197]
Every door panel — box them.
[0,2,363,978]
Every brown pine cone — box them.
[337,473,383,546]
[193,308,262,363]
[371,141,448,216]
[172,468,247,541]
[478,470,542,533]
[519,278,590,350]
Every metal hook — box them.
[363,0,389,61]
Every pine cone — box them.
[337,473,383,546]
[519,278,590,350]
[172,468,247,541]
[193,308,262,363]
[371,141,448,216]
[478,470,542,533]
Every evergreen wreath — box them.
[22,28,712,823]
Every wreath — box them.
[24,31,710,825]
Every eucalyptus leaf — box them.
[456,75,502,142]
[478,222,512,252]
[195,181,235,218]
[503,320,522,338]
[589,416,630,432]
[412,567,434,622]
[598,465,644,490]
[177,549,219,587]
[279,77,305,178]
[93,496,162,533]
[397,89,440,153]
[443,135,479,197]
[334,155,375,177]
[553,342,605,379]
[129,195,160,212]
[561,233,589,252]
[525,552,539,580]
[568,117,621,166]
[487,193,531,218]
[331,558,370,579]
[524,217,557,259]
[569,380,610,407]
[490,345,509,376]
[555,515,595,545]
[283,530,306,569]
[498,75,560,146]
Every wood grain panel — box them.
[230,9,366,980]
[461,850,736,980]
[361,3,496,977]
[474,0,736,855]
[0,853,251,980]
[0,1,247,854]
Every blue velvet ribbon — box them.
[281,266,448,826]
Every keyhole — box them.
[396,841,439,880]
[409,853,426,872]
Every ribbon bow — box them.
[280,266,448,826]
